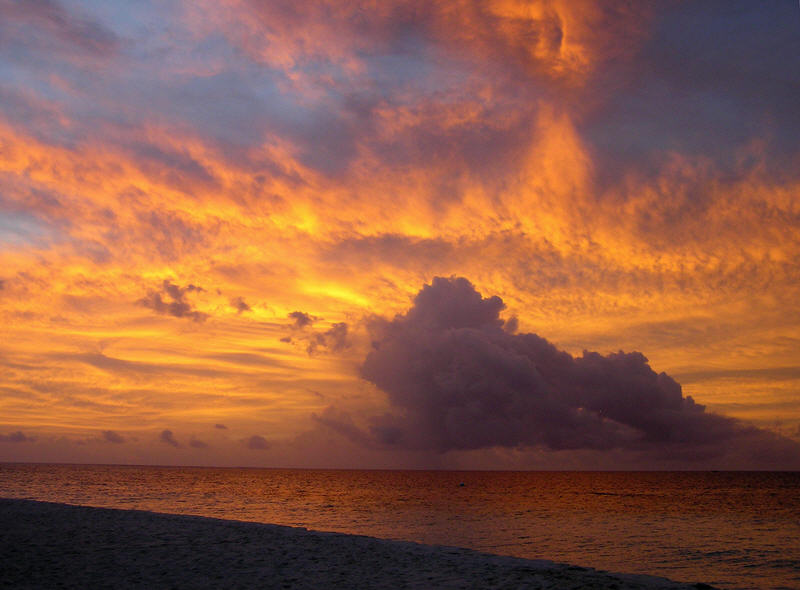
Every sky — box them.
[1,0,799,469]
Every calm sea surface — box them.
[1,465,798,589]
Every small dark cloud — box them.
[305,322,350,355]
[0,431,34,443]
[189,438,208,449]
[0,279,5,290]
[283,310,349,354]
[326,277,800,468]
[159,429,181,448]
[101,430,125,444]
[164,280,203,298]
[246,435,270,450]
[324,322,349,352]
[139,280,207,322]
[231,296,251,313]
[289,311,316,329]
[214,423,228,430]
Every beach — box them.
[0,499,714,589]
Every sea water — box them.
[1,465,797,589]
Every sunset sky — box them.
[1,0,799,469]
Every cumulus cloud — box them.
[139,280,207,322]
[326,277,800,467]
[246,434,270,450]
[101,430,125,444]
[159,429,180,448]
[0,430,34,443]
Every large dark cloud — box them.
[344,277,800,467]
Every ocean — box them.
[1,465,797,589]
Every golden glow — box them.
[1,0,798,466]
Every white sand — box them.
[0,499,716,589]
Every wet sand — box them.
[0,498,715,589]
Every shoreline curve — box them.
[0,498,717,589]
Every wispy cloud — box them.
[0,1,798,467]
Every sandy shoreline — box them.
[0,498,715,589]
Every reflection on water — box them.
[1,465,798,590]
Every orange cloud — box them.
[1,0,798,467]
